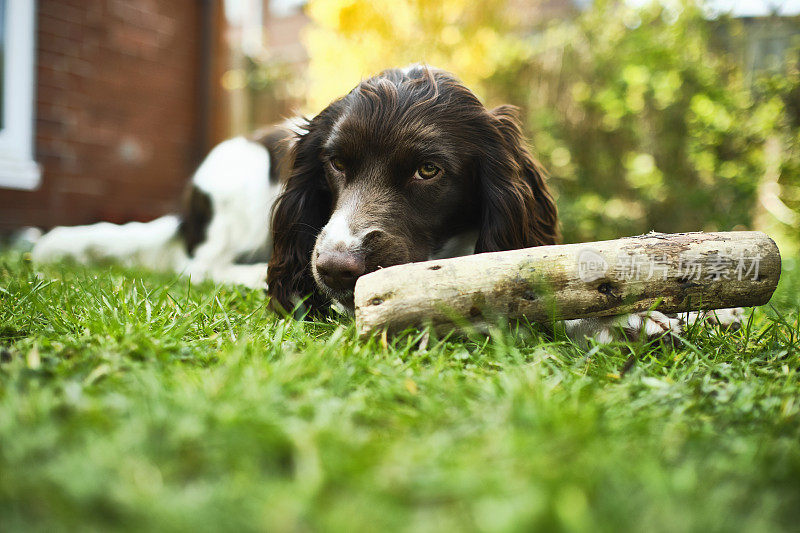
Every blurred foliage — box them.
[304,0,535,109]
[757,54,800,237]
[304,0,800,247]
[243,56,298,94]
[222,55,305,129]
[523,1,780,242]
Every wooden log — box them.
[354,231,781,338]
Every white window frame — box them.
[0,0,40,190]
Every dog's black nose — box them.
[316,251,365,291]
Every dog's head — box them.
[267,65,558,314]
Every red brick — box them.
[0,0,217,232]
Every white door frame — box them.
[0,0,40,190]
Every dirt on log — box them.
[354,231,781,338]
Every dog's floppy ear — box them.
[475,105,559,253]
[267,117,333,315]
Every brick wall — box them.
[0,0,216,231]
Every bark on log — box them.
[354,231,781,338]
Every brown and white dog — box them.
[33,65,742,343]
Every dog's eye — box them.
[414,163,441,180]
[330,157,346,172]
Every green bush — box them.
[510,1,799,244]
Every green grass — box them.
[1,251,799,532]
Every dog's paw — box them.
[680,307,745,331]
[564,311,683,347]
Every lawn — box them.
[1,250,799,532]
